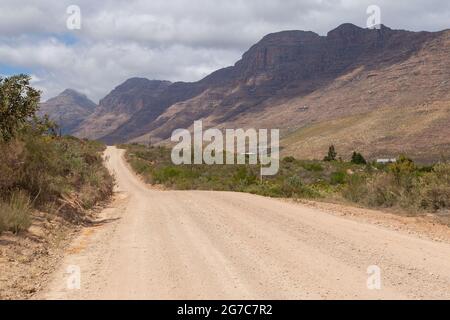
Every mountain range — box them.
[40,23,450,162]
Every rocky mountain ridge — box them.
[42,23,450,161]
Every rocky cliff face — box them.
[108,24,445,138]
[38,89,96,135]
[98,80,208,144]
[68,23,449,161]
[96,78,172,115]
[75,78,172,139]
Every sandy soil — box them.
[38,146,450,300]
[0,211,79,299]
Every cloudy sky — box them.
[0,0,448,102]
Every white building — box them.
[376,158,397,164]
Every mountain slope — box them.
[130,24,450,162]
[98,80,208,144]
[74,23,449,161]
[75,78,172,140]
[281,102,450,162]
[38,89,97,135]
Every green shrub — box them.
[282,175,303,196]
[389,155,417,184]
[233,166,257,186]
[130,157,152,175]
[153,166,183,183]
[365,173,401,207]
[417,163,450,211]
[0,140,25,192]
[262,183,284,197]
[323,145,337,162]
[286,175,303,188]
[0,75,41,142]
[342,174,369,203]
[330,171,346,185]
[301,162,323,172]
[283,156,296,163]
[351,152,367,165]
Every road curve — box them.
[41,146,450,300]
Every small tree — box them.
[0,74,41,142]
[324,145,337,161]
[351,151,367,165]
[389,155,416,184]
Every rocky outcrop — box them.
[75,78,172,140]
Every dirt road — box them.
[40,146,450,299]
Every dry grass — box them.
[0,191,32,234]
[0,135,114,231]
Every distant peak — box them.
[327,23,396,38]
[122,77,150,84]
[122,77,171,85]
[60,88,84,96]
[119,77,171,87]
[113,78,172,93]
[327,23,365,37]
[56,89,96,104]
[376,24,392,31]
[47,88,96,110]
[335,23,363,31]
[263,30,319,39]
[258,30,320,45]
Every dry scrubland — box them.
[0,134,114,299]
[123,144,450,223]
[0,136,114,234]
[0,75,114,299]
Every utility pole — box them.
[148,136,152,149]
[59,115,63,137]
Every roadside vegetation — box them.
[122,143,450,216]
[0,75,114,298]
[0,75,114,235]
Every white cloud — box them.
[0,0,448,101]
[0,37,240,101]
